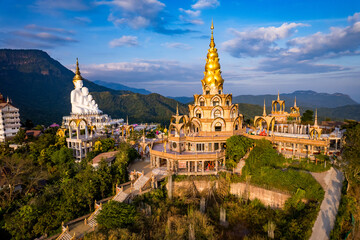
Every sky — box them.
[1,0,360,102]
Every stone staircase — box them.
[112,187,129,202]
[133,174,150,191]
[56,226,74,240]
[84,204,102,228]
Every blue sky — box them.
[1,0,360,102]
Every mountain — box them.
[233,90,358,108]
[168,96,194,104]
[0,49,186,125]
[93,80,151,95]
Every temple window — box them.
[213,100,219,106]
[235,124,238,130]
[206,90,210,95]
[215,122,222,131]
[214,110,221,118]
[226,100,230,106]
[218,90,222,94]
[196,110,202,118]
[196,143,205,151]
[200,101,205,106]
[214,143,219,150]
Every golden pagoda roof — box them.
[73,58,83,83]
[201,20,224,90]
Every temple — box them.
[253,95,342,158]
[0,92,20,142]
[60,59,123,160]
[149,21,245,175]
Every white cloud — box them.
[163,42,192,50]
[97,0,165,29]
[287,19,360,60]
[223,23,307,58]
[179,8,200,17]
[191,0,220,10]
[109,36,138,48]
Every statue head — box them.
[88,94,93,101]
[81,87,89,96]
[74,80,83,89]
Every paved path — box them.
[309,167,344,240]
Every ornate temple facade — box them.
[0,93,20,142]
[149,21,245,175]
[253,94,342,158]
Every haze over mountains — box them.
[0,49,359,125]
[170,91,358,108]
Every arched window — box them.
[215,122,222,131]
[200,100,205,106]
[214,110,221,118]
[196,110,202,118]
[231,109,237,118]
[212,97,220,106]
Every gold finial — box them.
[314,109,318,126]
[126,116,129,125]
[73,58,83,84]
[294,97,297,107]
[277,91,280,101]
[201,20,224,92]
[210,19,215,49]
[263,99,266,117]
[176,103,179,115]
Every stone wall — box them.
[230,182,291,208]
[172,180,291,209]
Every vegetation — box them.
[0,128,139,239]
[96,201,138,229]
[240,139,324,201]
[332,121,360,239]
[301,110,314,124]
[225,135,254,169]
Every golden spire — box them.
[201,20,224,92]
[263,99,267,117]
[126,116,129,125]
[210,19,215,49]
[73,58,83,83]
[294,97,297,107]
[176,103,179,115]
[314,109,318,126]
[277,91,280,101]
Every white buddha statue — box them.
[71,59,102,115]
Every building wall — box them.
[0,104,21,142]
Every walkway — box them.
[309,167,344,240]
[234,148,252,175]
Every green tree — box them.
[301,110,314,124]
[96,201,137,229]
[13,128,26,144]
[225,135,253,169]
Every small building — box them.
[0,93,21,142]
[25,130,42,139]
[91,151,118,168]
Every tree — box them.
[226,135,253,169]
[301,110,314,124]
[13,128,26,144]
[96,201,137,229]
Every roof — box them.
[25,130,42,138]
[92,151,118,167]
